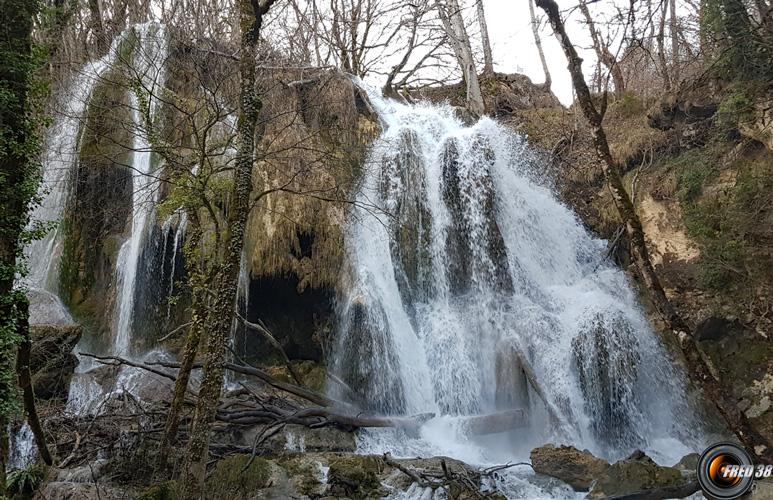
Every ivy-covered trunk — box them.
[0,0,42,492]
[180,0,277,497]
[160,214,205,453]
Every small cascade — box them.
[113,23,168,356]
[7,424,35,470]
[332,85,704,483]
[23,39,124,301]
[160,210,188,325]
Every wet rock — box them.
[34,482,127,500]
[671,452,699,473]
[530,444,610,491]
[335,296,406,414]
[30,323,82,400]
[28,289,75,325]
[380,130,433,306]
[440,136,513,295]
[587,451,693,499]
[571,312,642,449]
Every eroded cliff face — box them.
[56,35,379,361]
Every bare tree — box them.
[475,0,493,75]
[578,0,626,92]
[528,0,551,88]
[180,0,279,497]
[436,0,484,116]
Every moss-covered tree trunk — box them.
[0,0,43,491]
[15,297,52,465]
[537,0,773,464]
[160,214,205,453]
[180,1,277,497]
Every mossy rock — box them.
[327,455,384,498]
[277,454,325,497]
[205,455,271,500]
[587,453,689,499]
[137,480,179,500]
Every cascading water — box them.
[113,23,168,356]
[332,88,705,497]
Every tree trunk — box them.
[528,0,552,88]
[15,297,52,465]
[436,0,485,117]
[87,0,108,54]
[536,0,773,464]
[180,1,277,497]
[657,0,671,90]
[670,0,679,84]
[0,0,40,490]
[475,0,494,75]
[160,216,205,452]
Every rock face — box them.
[530,444,610,491]
[29,323,82,400]
[587,451,696,500]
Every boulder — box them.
[326,454,385,498]
[530,444,610,491]
[29,324,82,400]
[587,450,695,499]
[672,452,699,473]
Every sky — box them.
[482,0,600,105]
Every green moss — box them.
[327,455,383,498]
[714,87,754,138]
[277,455,323,496]
[675,145,773,293]
[611,91,645,119]
[137,481,179,500]
[204,455,271,500]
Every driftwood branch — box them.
[235,312,303,386]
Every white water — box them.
[23,47,119,303]
[332,88,705,497]
[113,23,168,356]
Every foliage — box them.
[0,0,46,433]
[675,143,773,292]
[714,86,754,138]
[702,0,773,83]
[6,464,44,496]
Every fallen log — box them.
[514,351,574,437]
[216,407,435,431]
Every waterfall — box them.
[112,23,168,356]
[23,42,121,310]
[332,87,704,484]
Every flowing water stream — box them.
[330,86,706,497]
[15,27,707,497]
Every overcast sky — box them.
[483,0,599,105]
